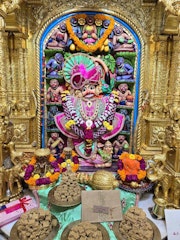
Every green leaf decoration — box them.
[102,54,116,73]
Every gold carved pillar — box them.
[7,32,37,151]
[0,10,7,104]
[165,37,180,176]
[0,4,38,152]
[140,35,171,158]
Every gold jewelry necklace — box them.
[79,99,99,121]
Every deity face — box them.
[54,53,64,64]
[116,57,124,67]
[118,135,126,143]
[118,83,128,93]
[51,132,59,140]
[86,16,95,26]
[82,84,96,99]
[104,141,113,154]
[103,20,110,29]
[59,23,66,32]
[70,17,78,26]
[50,79,59,89]
[114,25,123,35]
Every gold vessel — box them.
[77,170,119,190]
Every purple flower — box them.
[73,156,79,164]
[126,175,138,182]
[117,160,123,170]
[24,165,34,180]
[51,161,59,168]
[54,168,60,172]
[140,159,146,170]
[36,178,51,186]
[57,157,64,164]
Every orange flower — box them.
[49,172,60,182]
[137,170,146,180]
[136,154,143,161]
[72,164,79,172]
[118,153,146,182]
[119,152,129,160]
[49,154,56,162]
[25,177,36,186]
[29,156,36,165]
[122,158,140,176]
[71,150,78,157]
[60,152,66,159]
[66,14,115,53]
[117,169,126,181]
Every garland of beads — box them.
[62,90,119,132]
[57,150,79,173]
[117,152,146,182]
[24,155,60,186]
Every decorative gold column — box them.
[7,32,37,151]
[140,35,171,158]
[0,11,7,104]
[165,37,180,176]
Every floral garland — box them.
[62,90,119,131]
[57,150,79,172]
[117,152,146,182]
[24,154,60,186]
[66,14,115,52]
[62,90,119,154]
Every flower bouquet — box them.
[117,152,146,187]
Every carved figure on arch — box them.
[46,79,65,103]
[118,83,134,106]
[46,53,64,78]
[47,132,64,156]
[115,57,134,81]
[112,25,135,52]
[47,106,61,129]
[82,16,98,45]
[46,22,68,49]
[67,17,82,51]
[112,134,129,158]
[119,109,131,132]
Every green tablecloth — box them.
[38,180,136,240]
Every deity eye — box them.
[89,85,95,90]
[82,86,87,92]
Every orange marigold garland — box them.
[117,152,146,182]
[57,150,79,173]
[66,14,115,52]
[24,154,60,186]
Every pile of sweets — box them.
[16,208,58,240]
[68,221,103,240]
[119,206,153,240]
[54,171,81,202]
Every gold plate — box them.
[113,219,161,240]
[48,185,84,207]
[61,220,110,240]
[10,213,60,240]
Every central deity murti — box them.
[55,53,125,167]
